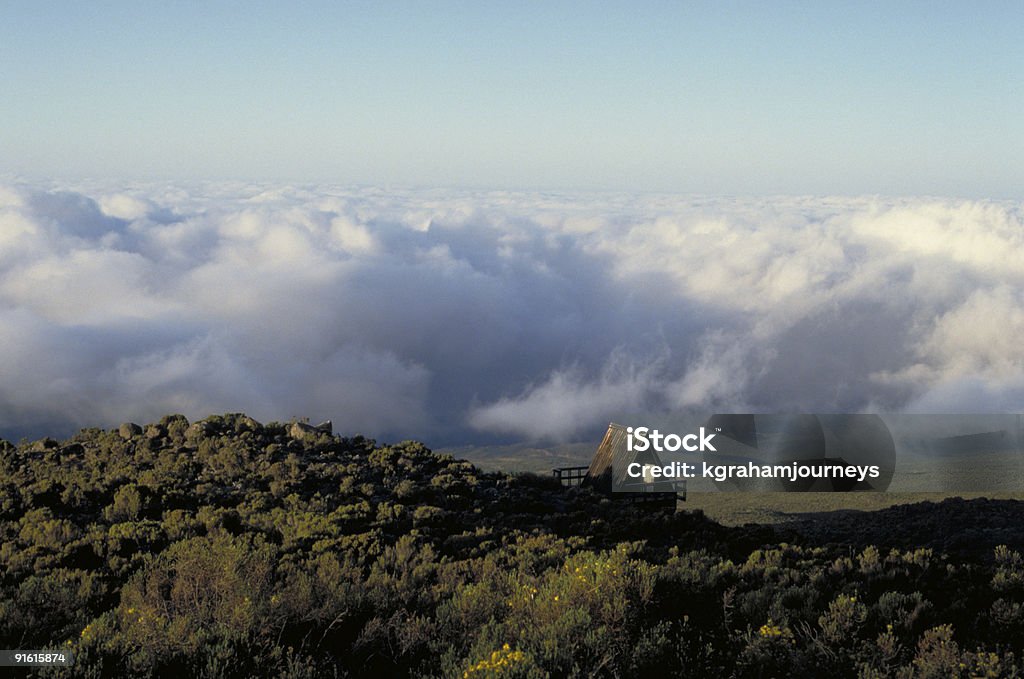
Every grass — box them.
[683,490,1024,527]
[453,440,1024,528]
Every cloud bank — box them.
[0,181,1021,443]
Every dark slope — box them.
[2,413,1024,677]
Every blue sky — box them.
[2,2,1021,196]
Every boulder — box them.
[234,415,262,434]
[118,423,143,439]
[289,421,321,443]
[60,443,86,458]
[29,437,60,452]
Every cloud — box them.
[0,181,1021,443]
[468,349,667,440]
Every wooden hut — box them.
[554,422,684,506]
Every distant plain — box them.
[453,442,1024,526]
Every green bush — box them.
[2,414,1024,677]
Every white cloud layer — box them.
[0,181,1021,442]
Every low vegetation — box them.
[2,413,1023,677]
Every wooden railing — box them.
[552,466,589,487]
[552,465,686,503]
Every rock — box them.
[29,437,60,452]
[234,415,262,434]
[118,423,143,439]
[144,424,165,439]
[289,421,321,443]
[60,443,85,457]
[316,420,333,434]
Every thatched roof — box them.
[584,422,680,494]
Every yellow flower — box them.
[464,644,526,675]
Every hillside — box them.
[3,414,1024,677]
